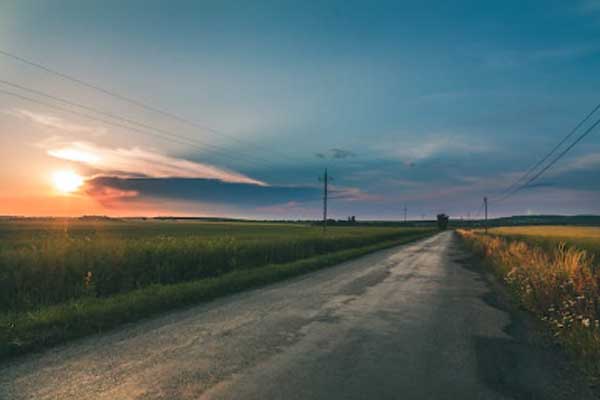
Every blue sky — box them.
[1,0,600,219]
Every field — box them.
[0,218,434,357]
[458,226,600,378]
[489,225,600,257]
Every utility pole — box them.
[318,168,333,232]
[403,204,407,223]
[484,196,488,233]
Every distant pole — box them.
[324,168,328,231]
[403,204,407,223]
[484,196,488,233]
[319,168,333,232]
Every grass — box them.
[0,219,430,311]
[0,219,435,358]
[489,226,600,258]
[458,227,600,379]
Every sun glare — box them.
[52,170,84,194]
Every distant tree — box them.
[437,214,449,230]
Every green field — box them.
[0,218,434,357]
[0,218,351,247]
[0,219,431,311]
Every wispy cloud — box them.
[330,148,356,159]
[579,0,600,14]
[9,109,107,136]
[531,45,599,61]
[46,141,266,186]
[328,185,383,202]
[315,148,356,160]
[552,151,600,174]
[484,45,599,69]
[376,134,489,163]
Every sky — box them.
[1,0,600,220]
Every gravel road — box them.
[0,232,595,399]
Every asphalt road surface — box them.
[1,232,596,400]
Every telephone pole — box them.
[484,196,488,233]
[318,168,333,232]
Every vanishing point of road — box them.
[1,232,595,399]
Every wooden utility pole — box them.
[484,196,488,233]
[319,168,333,232]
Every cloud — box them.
[416,90,479,103]
[484,45,599,69]
[328,186,383,202]
[377,134,489,162]
[315,148,356,160]
[86,176,320,207]
[83,176,374,210]
[255,201,314,216]
[86,185,140,204]
[330,148,356,159]
[46,141,266,186]
[531,46,598,61]
[520,182,555,190]
[556,152,600,173]
[9,109,107,136]
[579,0,600,14]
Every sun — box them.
[52,170,84,194]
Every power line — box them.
[507,116,600,197]
[0,48,305,164]
[0,79,275,167]
[474,201,485,219]
[493,101,600,202]
[0,88,271,169]
[466,198,485,223]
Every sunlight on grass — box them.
[458,227,600,378]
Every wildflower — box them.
[84,271,93,289]
[582,319,590,328]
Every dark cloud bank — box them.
[88,177,321,206]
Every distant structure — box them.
[347,216,356,223]
[437,214,449,230]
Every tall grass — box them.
[0,223,435,358]
[0,234,432,358]
[458,229,600,375]
[489,226,600,259]
[0,221,431,312]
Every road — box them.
[0,232,595,400]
